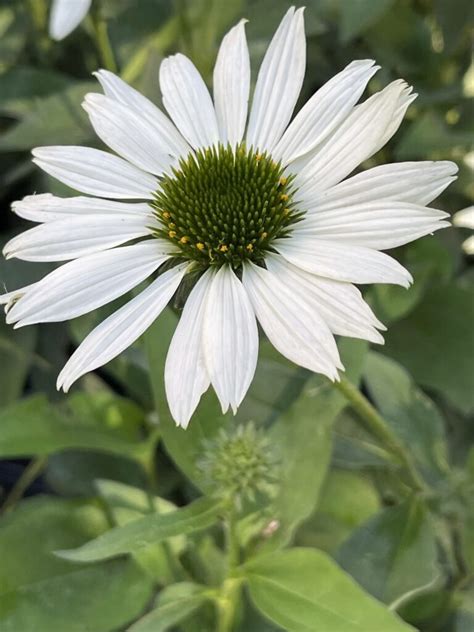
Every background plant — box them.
[0,0,473,630]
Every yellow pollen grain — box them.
[196,242,205,251]
[261,232,268,239]
[219,245,229,252]
[163,211,170,219]
[279,177,287,186]
[168,230,177,238]
[168,222,176,229]
[255,153,262,161]
[246,243,254,252]
[283,208,290,216]
[179,236,190,244]
[280,193,289,202]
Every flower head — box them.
[2,7,457,428]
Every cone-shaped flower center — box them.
[151,144,303,268]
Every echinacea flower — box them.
[49,0,92,41]
[2,7,456,427]
[453,206,474,254]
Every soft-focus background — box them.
[0,1,473,631]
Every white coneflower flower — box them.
[49,0,92,41]
[453,206,474,254]
[2,7,456,427]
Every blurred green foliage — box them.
[0,0,473,630]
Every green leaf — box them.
[0,67,72,117]
[383,284,474,415]
[128,583,209,632]
[243,548,414,631]
[0,497,152,632]
[337,498,439,606]
[145,308,229,485]
[0,319,37,406]
[339,0,396,43]
[56,496,222,563]
[0,82,95,151]
[0,394,148,458]
[364,352,450,483]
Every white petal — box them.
[94,70,190,159]
[296,80,413,195]
[462,235,474,255]
[265,253,385,344]
[273,60,379,164]
[3,214,156,262]
[6,241,172,327]
[32,146,157,200]
[83,94,174,175]
[0,283,37,313]
[165,270,214,428]
[12,194,150,223]
[159,54,219,150]
[276,236,413,287]
[49,0,91,41]
[453,206,474,230]
[246,7,306,153]
[57,263,187,392]
[242,260,342,380]
[203,265,258,414]
[294,201,450,250]
[305,160,458,210]
[213,20,250,146]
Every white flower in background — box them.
[2,7,456,428]
[49,0,92,41]
[453,206,474,254]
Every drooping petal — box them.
[203,265,258,414]
[273,60,379,164]
[213,20,250,146]
[83,93,174,175]
[242,260,342,380]
[6,241,172,327]
[57,263,187,392]
[453,206,474,229]
[0,283,38,313]
[294,201,449,250]
[94,70,190,159]
[246,7,306,153]
[165,269,214,428]
[12,194,150,223]
[305,161,458,210]
[32,146,157,200]
[295,80,414,195]
[160,54,219,150]
[276,237,413,287]
[265,253,385,344]
[3,213,156,262]
[49,0,91,41]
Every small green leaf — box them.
[243,548,414,631]
[56,496,222,563]
[337,498,439,605]
[128,583,209,632]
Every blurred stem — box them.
[0,456,47,515]
[27,0,52,64]
[333,375,428,494]
[89,3,117,72]
[216,507,241,632]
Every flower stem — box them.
[216,508,241,631]
[333,375,428,493]
[0,456,47,515]
[89,3,117,72]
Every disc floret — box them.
[150,144,302,268]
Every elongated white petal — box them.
[265,253,385,344]
[32,146,157,200]
[165,270,214,428]
[453,206,474,229]
[295,201,449,250]
[242,261,342,380]
[274,60,379,164]
[306,161,458,210]
[49,0,91,41]
[94,70,190,159]
[213,20,250,146]
[83,94,174,175]
[0,283,37,313]
[246,7,306,153]
[3,214,156,262]
[296,80,413,195]
[160,54,219,150]
[462,235,474,255]
[203,265,258,414]
[57,263,187,392]
[6,241,172,327]
[12,194,151,223]
[277,237,413,287]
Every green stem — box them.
[333,375,428,494]
[216,507,241,631]
[1,456,47,515]
[89,4,117,72]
